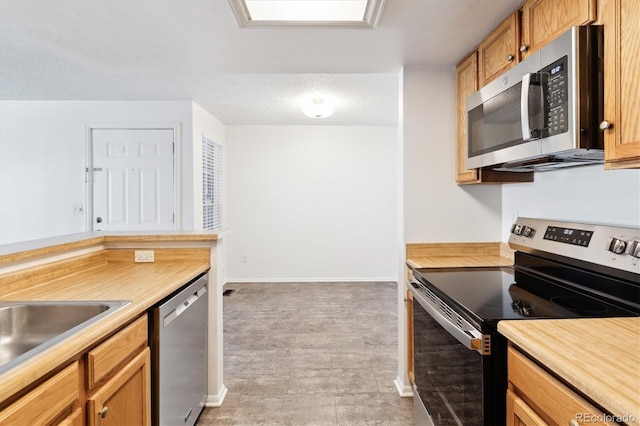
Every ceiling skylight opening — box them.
[228,0,386,28]
[245,1,367,22]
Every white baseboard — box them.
[394,376,414,397]
[225,277,397,283]
[205,384,228,407]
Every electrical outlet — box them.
[134,250,155,263]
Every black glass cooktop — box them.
[412,265,639,329]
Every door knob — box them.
[96,217,103,223]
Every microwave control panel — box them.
[542,56,568,137]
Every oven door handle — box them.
[409,283,489,355]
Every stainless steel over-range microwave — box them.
[466,26,604,172]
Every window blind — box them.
[202,136,223,230]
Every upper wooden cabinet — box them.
[478,13,520,87]
[520,0,597,57]
[601,0,640,168]
[456,52,480,184]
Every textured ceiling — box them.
[0,0,521,125]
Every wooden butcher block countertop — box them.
[406,242,514,269]
[0,244,212,403]
[499,317,640,425]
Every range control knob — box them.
[522,226,535,238]
[607,237,627,254]
[626,240,640,258]
[511,224,522,235]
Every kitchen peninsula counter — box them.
[0,232,221,404]
[0,230,221,264]
[499,317,640,425]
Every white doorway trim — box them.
[85,122,182,231]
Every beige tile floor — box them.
[196,282,413,426]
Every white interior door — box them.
[92,129,175,231]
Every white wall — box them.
[0,100,215,245]
[225,125,398,282]
[502,165,640,239]
[403,65,503,243]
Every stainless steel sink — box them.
[0,300,130,374]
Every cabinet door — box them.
[521,0,596,57]
[406,289,415,385]
[455,52,480,184]
[602,0,640,168]
[507,390,549,426]
[87,348,151,426]
[0,362,80,426]
[507,348,618,426]
[478,13,519,87]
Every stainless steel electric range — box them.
[408,217,640,426]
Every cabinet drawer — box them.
[87,315,148,390]
[0,361,79,425]
[57,408,83,426]
[508,347,616,425]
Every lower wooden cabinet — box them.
[87,348,151,426]
[507,346,617,426]
[405,288,415,385]
[0,314,151,426]
[85,315,151,426]
[0,362,81,426]
[507,390,549,426]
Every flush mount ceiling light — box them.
[228,0,386,28]
[303,98,334,118]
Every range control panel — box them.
[543,226,593,247]
[509,217,640,274]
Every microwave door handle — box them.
[520,73,538,141]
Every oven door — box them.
[409,282,487,425]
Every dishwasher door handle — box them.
[163,285,207,328]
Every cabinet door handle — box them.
[507,54,515,62]
[520,44,529,53]
[99,406,109,419]
[599,120,612,130]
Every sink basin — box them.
[0,300,130,374]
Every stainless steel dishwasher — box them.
[151,272,208,426]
